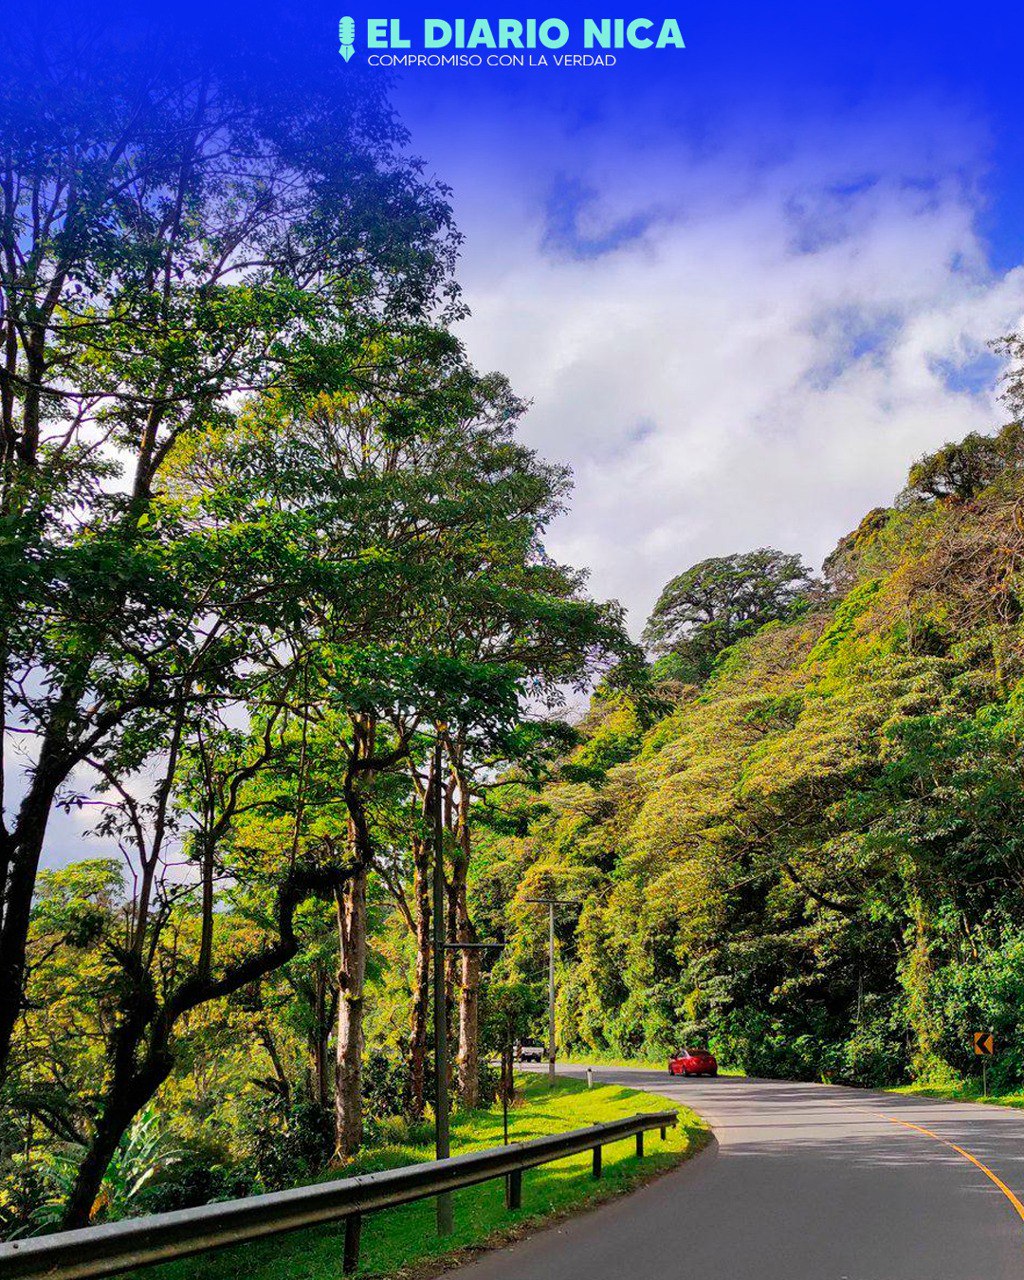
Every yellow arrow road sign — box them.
[974,1032,995,1056]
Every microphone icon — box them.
[338,16,356,61]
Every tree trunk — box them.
[306,968,336,1162]
[309,967,336,1114]
[334,865,367,1157]
[457,942,482,1109]
[408,837,431,1121]
[0,755,68,1086]
[58,865,343,1225]
[451,781,480,1110]
[0,660,108,1087]
[61,1052,173,1230]
[63,1114,134,1229]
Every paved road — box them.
[452,1066,1024,1280]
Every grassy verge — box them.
[560,1050,744,1076]
[560,1051,670,1071]
[128,1075,709,1280]
[889,1080,1024,1110]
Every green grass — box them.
[560,1049,744,1076]
[129,1075,708,1280]
[560,1050,670,1071]
[889,1080,1024,1110]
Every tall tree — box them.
[9,320,544,1212]
[643,548,812,682]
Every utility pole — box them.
[432,733,452,1235]
[547,902,555,1085]
[525,898,578,1086]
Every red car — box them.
[668,1047,718,1077]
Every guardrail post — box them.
[635,1131,644,1159]
[592,1144,602,1179]
[660,1125,667,1140]
[343,1212,362,1274]
[506,1168,523,1211]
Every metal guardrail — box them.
[0,1109,676,1280]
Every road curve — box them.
[450,1066,1024,1279]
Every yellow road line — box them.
[881,1114,1024,1226]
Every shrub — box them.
[233,1094,330,1192]
[362,1051,408,1122]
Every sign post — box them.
[974,1031,995,1097]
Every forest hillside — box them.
[473,419,1024,1090]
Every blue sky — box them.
[339,1,1024,262]
[330,3,1023,622]
[46,0,1024,621]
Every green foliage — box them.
[905,421,1024,502]
[0,9,465,1122]
[30,1109,181,1229]
[362,1053,409,1128]
[481,980,545,1053]
[805,578,883,663]
[559,692,645,784]
[643,548,813,683]
[232,1096,331,1195]
[475,419,1024,1091]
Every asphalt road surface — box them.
[451,1066,1024,1280]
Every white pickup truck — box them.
[515,1038,545,1062]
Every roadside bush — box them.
[477,1058,499,1107]
[368,1114,411,1148]
[140,1141,253,1214]
[925,932,1024,1092]
[0,1151,47,1240]
[234,1094,330,1192]
[837,998,907,1088]
[363,1051,408,1122]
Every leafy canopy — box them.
[643,548,813,683]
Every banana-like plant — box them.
[33,1109,181,1228]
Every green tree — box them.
[10,333,540,1216]
[475,420,1024,1088]
[643,549,813,683]
[905,422,1024,502]
[481,980,543,1129]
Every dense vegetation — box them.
[476,413,1024,1095]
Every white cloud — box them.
[407,90,1024,632]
